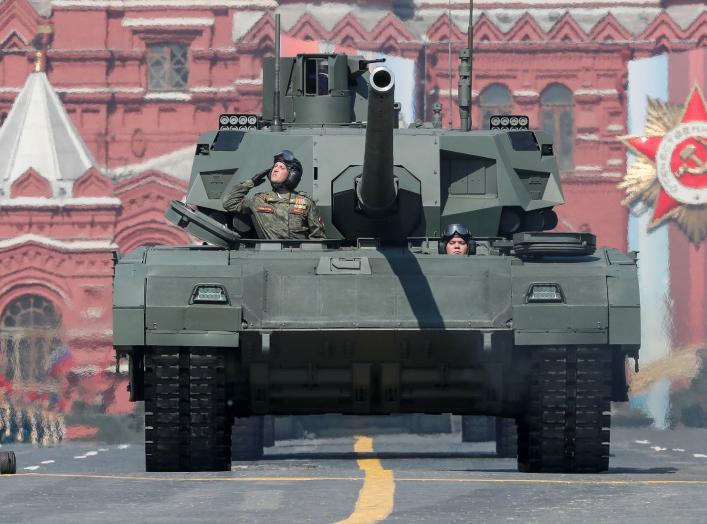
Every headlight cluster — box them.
[191,285,229,304]
[525,283,564,303]
[218,113,258,130]
[489,114,530,131]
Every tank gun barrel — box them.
[357,66,397,214]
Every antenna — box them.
[447,0,452,128]
[458,0,473,131]
[272,13,283,132]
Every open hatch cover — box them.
[165,200,240,248]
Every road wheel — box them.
[144,348,231,472]
[461,415,494,442]
[0,451,16,474]
[232,416,264,460]
[518,346,611,473]
[495,417,518,458]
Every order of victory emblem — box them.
[618,84,707,244]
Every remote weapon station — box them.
[113,8,640,473]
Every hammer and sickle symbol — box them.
[676,137,707,178]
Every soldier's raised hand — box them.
[251,169,270,187]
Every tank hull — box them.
[115,242,639,416]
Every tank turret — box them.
[181,47,563,246]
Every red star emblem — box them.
[624,85,707,222]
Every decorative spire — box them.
[32,24,54,73]
[0,23,96,199]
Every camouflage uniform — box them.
[222,179,326,240]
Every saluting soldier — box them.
[222,150,326,240]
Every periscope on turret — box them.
[113,14,640,474]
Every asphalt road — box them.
[2,426,707,523]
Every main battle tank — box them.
[113,24,640,473]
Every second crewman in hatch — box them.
[222,150,326,239]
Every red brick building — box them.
[0,0,704,439]
[2,0,704,246]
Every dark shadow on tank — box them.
[378,246,445,329]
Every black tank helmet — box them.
[270,149,303,191]
[438,223,475,255]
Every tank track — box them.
[231,416,264,460]
[144,348,231,472]
[518,346,611,473]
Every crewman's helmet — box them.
[438,223,475,255]
[271,150,303,190]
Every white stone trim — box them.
[577,133,600,141]
[513,90,539,98]
[233,11,267,42]
[114,175,185,193]
[599,171,623,178]
[56,87,145,94]
[68,365,100,375]
[65,327,113,339]
[607,158,624,166]
[575,165,602,171]
[0,29,29,47]
[190,86,236,93]
[144,91,192,101]
[574,88,619,97]
[0,197,122,207]
[105,144,194,182]
[435,88,458,97]
[122,17,214,28]
[80,306,105,320]
[0,234,118,251]
[234,78,263,86]
[0,87,21,93]
[607,124,625,132]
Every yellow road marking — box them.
[335,436,396,524]
[5,473,707,487]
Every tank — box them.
[112,23,640,474]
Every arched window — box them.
[479,84,512,130]
[541,83,574,173]
[1,295,65,444]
